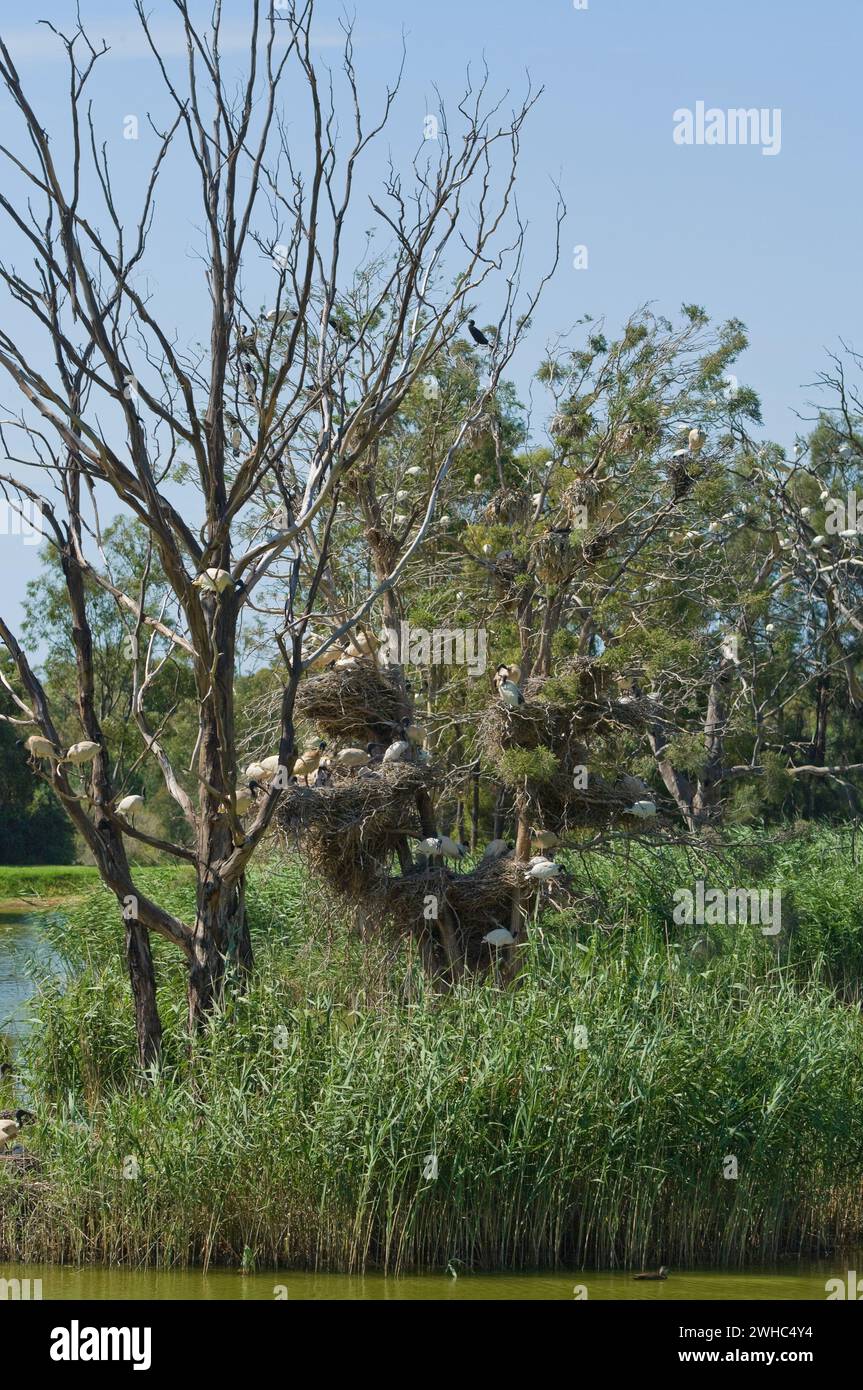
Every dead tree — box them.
[0,2,548,1055]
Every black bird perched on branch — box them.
[235,323,259,359]
[467,319,490,347]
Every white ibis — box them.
[688,427,707,454]
[530,828,560,850]
[482,927,516,947]
[266,307,297,325]
[525,857,562,881]
[63,741,100,766]
[481,840,511,861]
[337,747,370,773]
[192,568,238,596]
[495,665,524,707]
[0,1110,28,1148]
[623,800,657,819]
[382,733,411,764]
[23,735,59,760]
[116,793,145,820]
[292,741,328,783]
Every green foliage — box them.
[497,746,560,786]
[0,681,75,865]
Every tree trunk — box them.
[187,863,237,1029]
[188,896,228,1031]
[124,918,162,1068]
[227,873,253,975]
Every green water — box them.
[0,1260,857,1300]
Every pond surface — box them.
[0,1260,856,1300]
[0,905,61,1039]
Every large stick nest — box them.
[295,659,405,742]
[477,666,662,834]
[276,762,437,898]
[380,853,542,972]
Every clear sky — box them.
[1,0,861,637]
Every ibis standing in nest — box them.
[383,731,411,764]
[530,827,560,852]
[337,746,370,776]
[494,665,524,707]
[0,1109,29,1148]
[481,839,511,861]
[292,740,328,784]
[525,856,562,882]
[415,835,468,864]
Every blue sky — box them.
[1,0,861,635]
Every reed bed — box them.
[2,833,863,1272]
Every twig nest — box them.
[382,853,534,974]
[562,475,601,522]
[296,659,404,742]
[482,487,529,525]
[275,763,437,898]
[534,531,574,583]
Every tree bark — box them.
[124,918,162,1068]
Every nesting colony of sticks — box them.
[276,655,661,983]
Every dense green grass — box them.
[0,864,100,901]
[1,830,862,1272]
